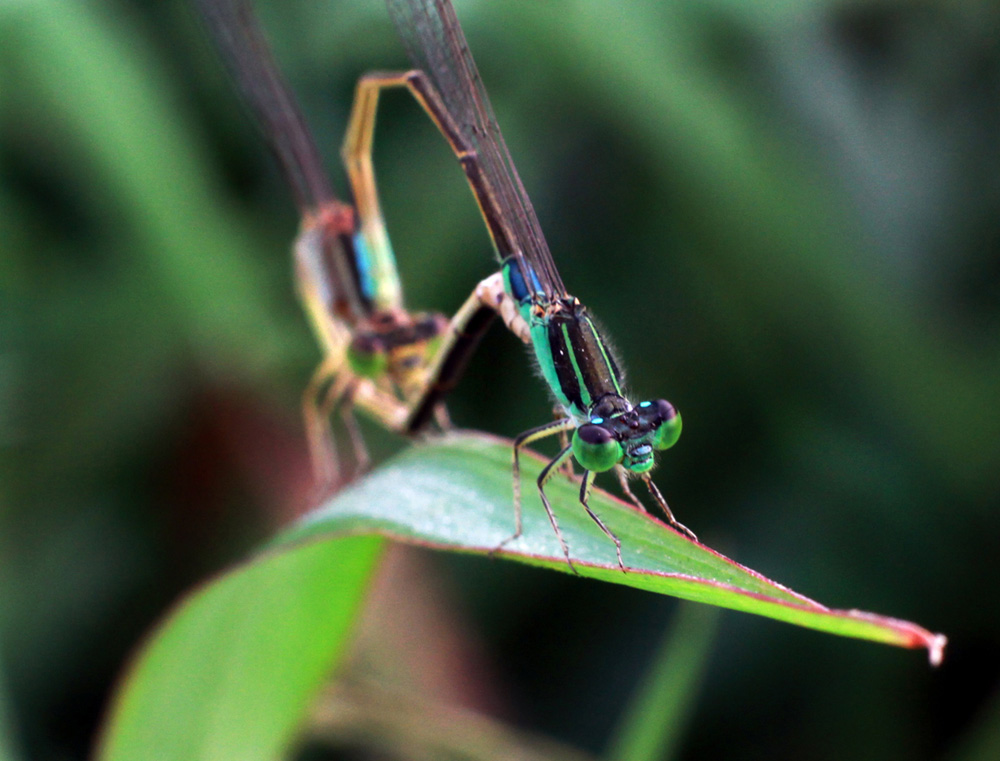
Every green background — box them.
[2,0,998,759]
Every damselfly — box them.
[194,0,500,489]
[364,0,696,568]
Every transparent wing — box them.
[387,0,565,297]
[195,0,370,322]
[195,0,335,213]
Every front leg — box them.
[302,354,346,494]
[555,405,576,479]
[642,475,697,541]
[579,470,624,571]
[498,417,575,560]
[535,444,577,573]
[615,465,644,511]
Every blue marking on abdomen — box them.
[351,232,377,303]
[503,256,544,304]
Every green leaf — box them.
[97,432,944,761]
[96,536,382,761]
[282,433,946,662]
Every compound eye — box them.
[572,424,622,472]
[648,399,682,450]
[347,335,389,379]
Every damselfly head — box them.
[391,312,450,385]
[350,310,451,401]
[573,398,682,473]
[347,310,448,382]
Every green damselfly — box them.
[194,0,499,490]
[362,0,697,569]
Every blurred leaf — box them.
[606,602,720,761]
[283,433,945,659]
[3,0,296,370]
[947,686,1000,761]
[0,652,24,761]
[307,679,597,761]
[96,536,382,761]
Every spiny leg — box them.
[615,465,645,510]
[294,217,364,494]
[642,475,698,541]
[497,418,573,550]
[503,419,576,567]
[336,381,370,480]
[319,370,425,482]
[580,470,625,571]
[302,354,345,492]
[536,445,577,573]
[315,366,361,487]
[316,362,415,483]
[508,418,575,544]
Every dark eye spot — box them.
[578,424,614,445]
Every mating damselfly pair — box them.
[195,0,696,570]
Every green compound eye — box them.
[572,423,623,472]
[649,399,682,450]
[347,335,389,379]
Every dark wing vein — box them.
[387,0,566,297]
[194,0,335,213]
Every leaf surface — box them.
[284,433,945,661]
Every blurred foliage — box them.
[606,602,719,761]
[98,536,383,761]
[1,0,999,759]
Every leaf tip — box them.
[928,633,948,667]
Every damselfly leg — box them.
[509,418,576,568]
